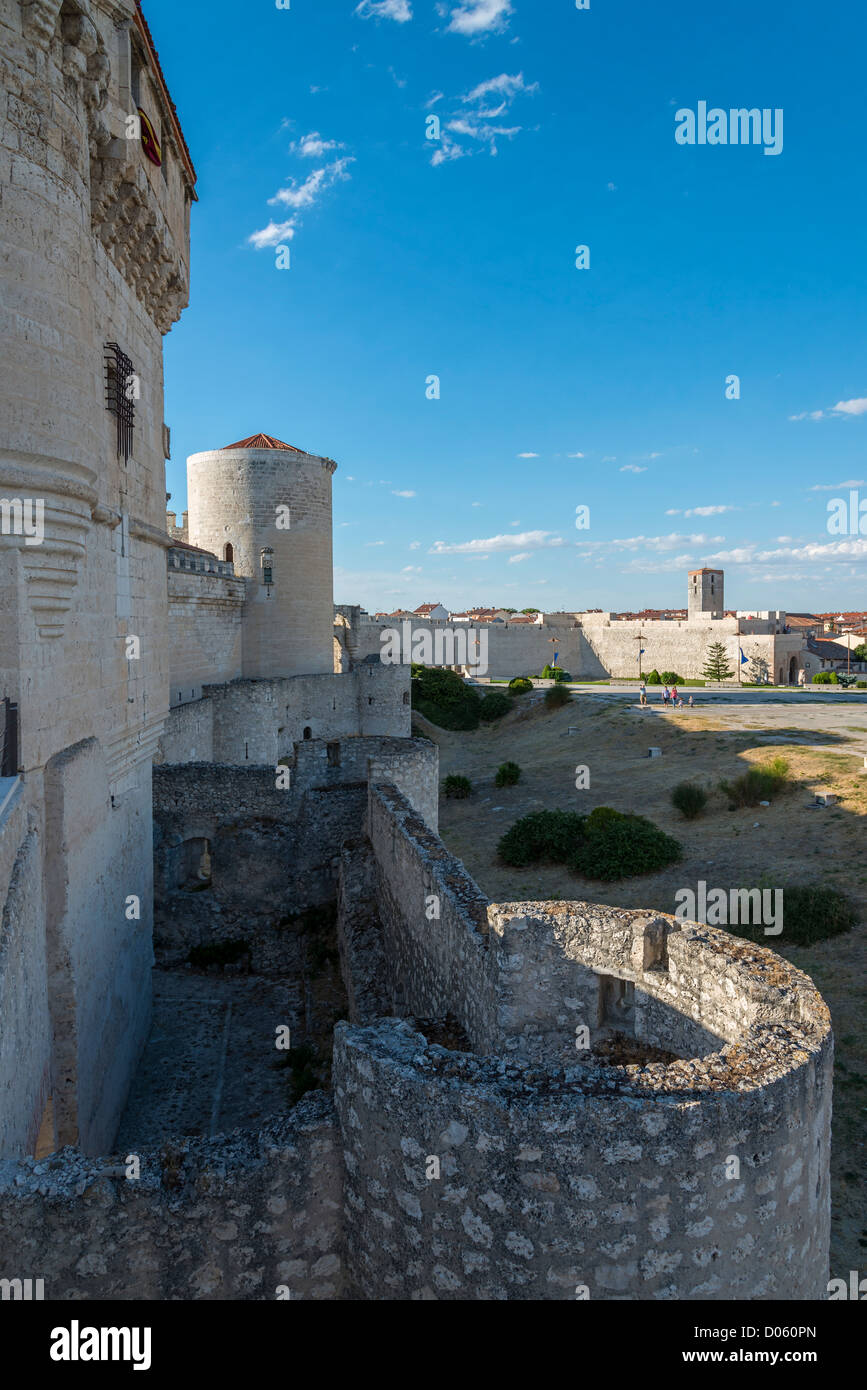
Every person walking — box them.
[670,684,679,707]
[662,685,670,707]
[639,679,647,707]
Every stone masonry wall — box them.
[0,1092,344,1300]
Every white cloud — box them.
[401,565,422,573]
[567,452,584,459]
[365,540,386,547]
[601,455,617,463]
[430,72,537,165]
[392,490,416,498]
[685,504,736,517]
[355,0,412,20]
[291,132,345,158]
[250,158,354,248]
[508,552,531,564]
[809,479,864,491]
[429,530,565,555]
[409,541,421,549]
[517,451,539,458]
[445,0,514,36]
[620,465,646,474]
[248,220,296,250]
[268,158,354,210]
[790,396,867,421]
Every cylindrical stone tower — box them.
[187,433,336,677]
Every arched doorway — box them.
[788,656,798,685]
[223,543,233,563]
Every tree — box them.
[521,608,540,615]
[852,643,867,662]
[702,641,734,682]
[747,652,769,684]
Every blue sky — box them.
[149,0,867,615]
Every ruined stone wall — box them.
[367,784,496,1048]
[152,740,438,961]
[0,1092,344,1300]
[155,665,411,768]
[334,1001,831,1301]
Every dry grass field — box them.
[419,688,867,1279]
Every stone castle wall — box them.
[0,0,194,1156]
[0,1092,344,1299]
[348,616,809,683]
[167,560,245,700]
[155,664,412,769]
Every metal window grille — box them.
[104,342,135,461]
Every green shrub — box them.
[568,808,681,879]
[812,670,838,684]
[671,782,709,819]
[725,883,858,947]
[495,761,521,787]
[660,670,683,685]
[544,684,571,709]
[857,681,867,689]
[443,774,472,799]
[721,757,790,808]
[497,810,585,867]
[646,669,661,685]
[569,808,682,881]
[478,691,511,722]
[412,665,481,729]
[541,664,571,682]
[508,677,534,696]
[497,805,681,880]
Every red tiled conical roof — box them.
[221,434,303,452]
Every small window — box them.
[303,726,312,740]
[224,543,234,563]
[402,691,410,705]
[327,741,340,766]
[179,838,211,891]
[261,547,274,588]
[104,342,135,461]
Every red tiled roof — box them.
[221,434,304,452]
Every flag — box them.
[739,647,748,664]
[553,651,559,664]
[640,648,646,655]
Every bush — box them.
[858,681,867,689]
[721,757,790,808]
[724,883,858,947]
[443,774,472,799]
[544,684,571,709]
[497,810,585,867]
[508,677,534,696]
[478,691,511,722]
[646,669,661,685]
[495,761,521,787]
[569,807,682,881]
[497,805,681,880]
[541,664,571,682]
[671,782,709,819]
[812,671,839,684]
[412,665,481,729]
[660,670,684,685]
